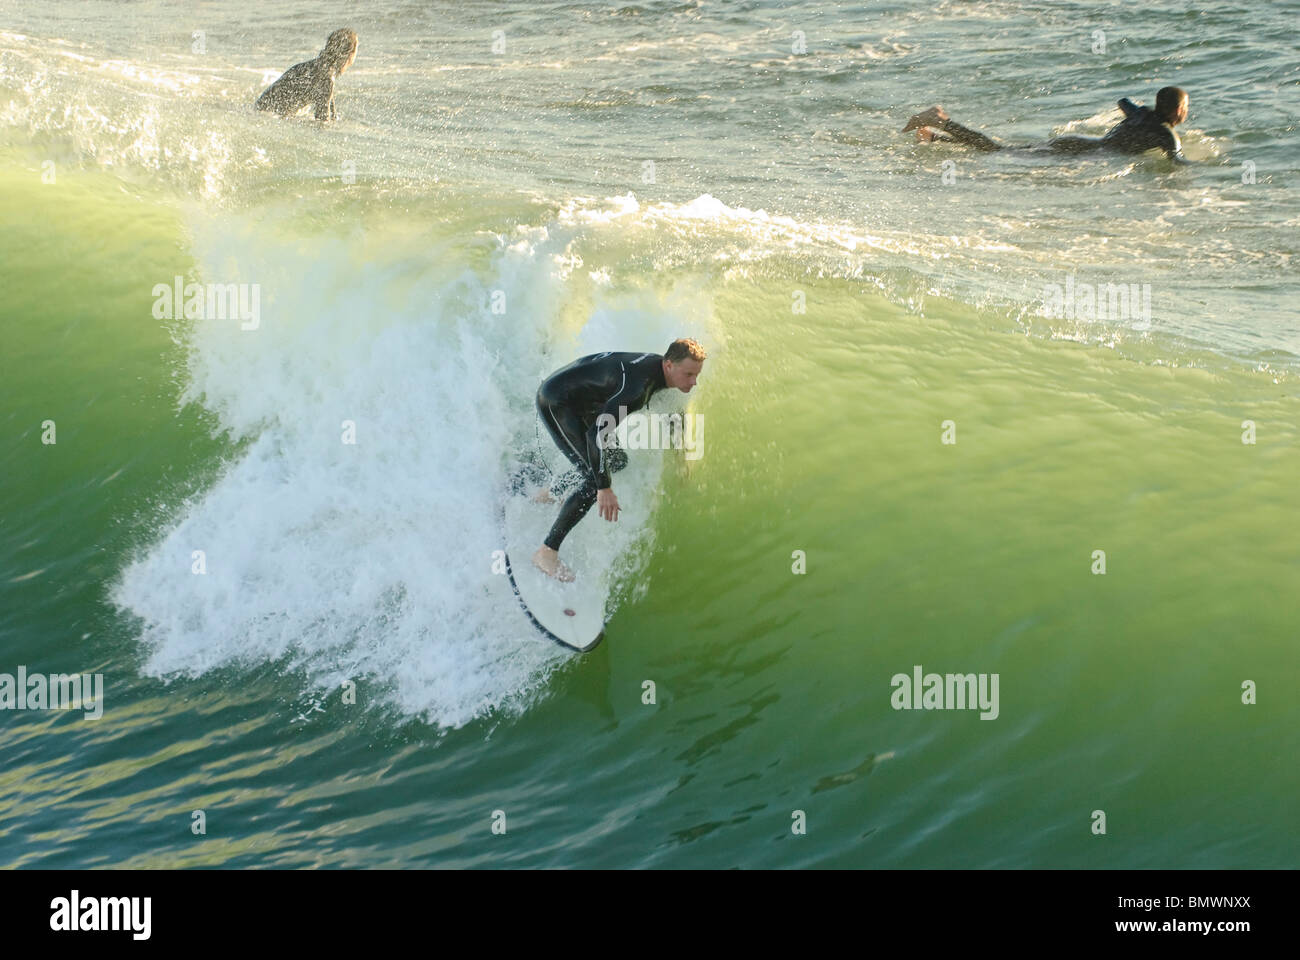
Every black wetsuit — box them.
[535,351,667,551]
[255,59,339,120]
[935,98,1187,163]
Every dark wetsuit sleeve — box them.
[1163,129,1188,164]
[1143,123,1188,163]
[312,74,336,121]
[939,118,1003,152]
[1117,98,1140,118]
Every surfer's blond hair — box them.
[321,29,358,70]
[664,338,706,363]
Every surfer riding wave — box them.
[523,338,705,582]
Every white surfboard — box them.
[501,491,607,652]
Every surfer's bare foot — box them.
[531,488,556,504]
[902,105,948,133]
[533,546,575,582]
[915,126,940,142]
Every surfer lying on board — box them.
[255,28,358,121]
[531,338,706,582]
[903,87,1190,163]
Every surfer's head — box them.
[663,338,706,392]
[321,28,358,76]
[1155,87,1188,126]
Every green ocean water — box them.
[2,0,1298,868]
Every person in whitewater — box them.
[903,87,1190,163]
[255,28,358,121]
[528,339,705,582]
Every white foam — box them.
[112,206,700,727]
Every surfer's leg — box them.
[536,404,625,549]
[534,460,593,581]
[1047,135,1106,154]
[536,396,590,472]
[532,396,601,578]
[935,119,1003,152]
[544,479,598,551]
[903,105,1003,152]
[536,409,596,545]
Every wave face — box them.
[104,193,709,726]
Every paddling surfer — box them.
[903,87,1190,163]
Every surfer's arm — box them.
[311,70,336,121]
[1118,98,1140,118]
[1162,129,1189,164]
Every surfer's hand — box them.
[902,105,948,133]
[597,488,619,522]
